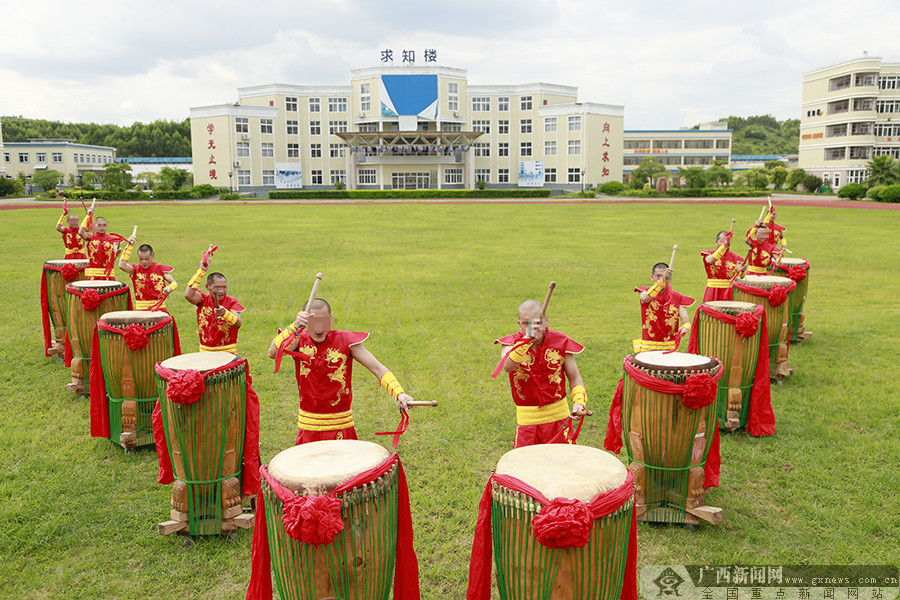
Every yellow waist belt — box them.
[706,278,733,288]
[633,338,678,353]
[297,408,354,431]
[746,265,768,274]
[135,299,164,310]
[516,397,570,426]
[199,343,237,353]
[85,267,111,278]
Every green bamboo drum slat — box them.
[44,259,88,352]
[734,275,795,380]
[774,258,810,343]
[65,280,129,393]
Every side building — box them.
[799,55,900,187]
[2,138,116,184]
[190,65,624,193]
[623,122,732,179]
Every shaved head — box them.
[304,298,332,314]
[517,299,542,318]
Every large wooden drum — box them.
[490,444,634,600]
[622,351,721,525]
[43,259,88,355]
[262,440,400,600]
[97,311,175,448]
[734,275,795,379]
[156,351,248,535]
[697,301,762,431]
[65,279,129,393]
[774,257,811,342]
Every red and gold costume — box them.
[126,262,174,310]
[745,226,782,276]
[285,329,370,445]
[61,226,86,259]
[496,330,584,448]
[195,292,243,352]
[634,284,695,351]
[700,246,743,302]
[85,233,118,280]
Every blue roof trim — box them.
[117,157,192,163]
[624,129,733,133]
[731,154,786,160]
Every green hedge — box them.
[837,183,866,200]
[61,185,222,201]
[268,189,552,200]
[878,184,900,203]
[614,187,767,198]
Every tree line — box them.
[1,116,191,157]
[708,115,800,155]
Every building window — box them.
[658,156,682,165]
[358,123,377,132]
[392,172,430,189]
[260,119,273,134]
[472,97,490,112]
[849,146,871,160]
[623,157,641,166]
[498,120,509,134]
[329,144,345,158]
[543,117,557,133]
[310,121,321,135]
[684,139,713,149]
[498,168,509,183]
[545,141,557,156]
[235,117,249,133]
[654,139,683,149]
[855,73,877,86]
[286,120,299,135]
[287,143,299,158]
[310,144,322,158]
[876,100,900,114]
[236,142,250,157]
[521,119,532,134]
[828,75,851,91]
[875,123,900,137]
[824,147,846,160]
[18,152,29,163]
[472,120,490,134]
[850,122,873,135]
[498,97,509,111]
[3,152,9,163]
[567,168,581,183]
[826,124,847,137]
[448,82,459,112]
[683,156,711,165]
[568,116,581,131]
[498,142,509,157]
[328,97,348,112]
[443,122,461,132]
[309,98,320,112]
[624,140,650,149]
[360,83,371,112]
[848,169,866,184]
[475,169,491,183]
[521,96,532,111]
[358,168,376,185]
[828,100,849,115]
[237,170,251,185]
[52,152,63,163]
[444,168,463,184]
[715,155,729,163]
[311,170,323,185]
[568,140,581,155]
[330,170,346,184]
[879,76,899,90]
[832,173,841,188]
[716,139,730,149]
[473,143,490,157]
[36,152,47,163]
[853,98,874,111]
[520,142,532,156]
[286,97,298,112]
[261,143,274,158]
[874,147,900,159]
[329,121,348,134]
[545,168,557,183]
[262,170,275,186]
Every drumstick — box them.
[406,400,438,407]
[669,245,678,272]
[541,281,556,316]
[728,218,735,234]
[571,408,593,417]
[758,205,767,222]
[306,272,324,311]
[80,197,88,213]
[131,225,138,241]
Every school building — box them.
[189,64,624,193]
[1,134,116,184]
[622,122,733,176]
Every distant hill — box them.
[706,115,800,155]
[1,116,191,157]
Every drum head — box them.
[45,259,88,268]
[630,351,717,372]
[703,300,758,313]
[68,280,127,290]
[268,440,392,495]
[160,351,238,372]
[737,275,792,289]
[495,445,627,503]
[779,258,807,267]
[100,310,169,326]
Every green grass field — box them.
[1,201,898,599]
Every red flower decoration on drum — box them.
[123,324,148,351]
[166,369,206,405]
[734,312,759,338]
[61,263,79,281]
[80,288,101,311]
[786,266,807,282]
[768,285,788,307]
[681,373,717,409]
[282,494,344,546]
[532,497,593,549]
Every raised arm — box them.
[350,343,413,409]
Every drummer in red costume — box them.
[184,251,242,352]
[266,298,414,445]
[700,231,745,302]
[634,262,694,352]
[77,200,120,280]
[118,240,177,311]
[744,222,783,276]
[54,201,86,259]
[496,299,587,448]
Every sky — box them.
[2,0,898,130]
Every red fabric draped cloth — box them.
[150,357,261,498]
[40,262,87,356]
[687,304,775,437]
[778,258,810,282]
[245,453,421,600]
[89,315,181,438]
[466,470,638,600]
[62,282,133,366]
[604,356,724,487]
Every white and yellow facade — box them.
[2,137,116,183]
[800,56,900,187]
[623,122,733,175]
[190,65,624,192]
